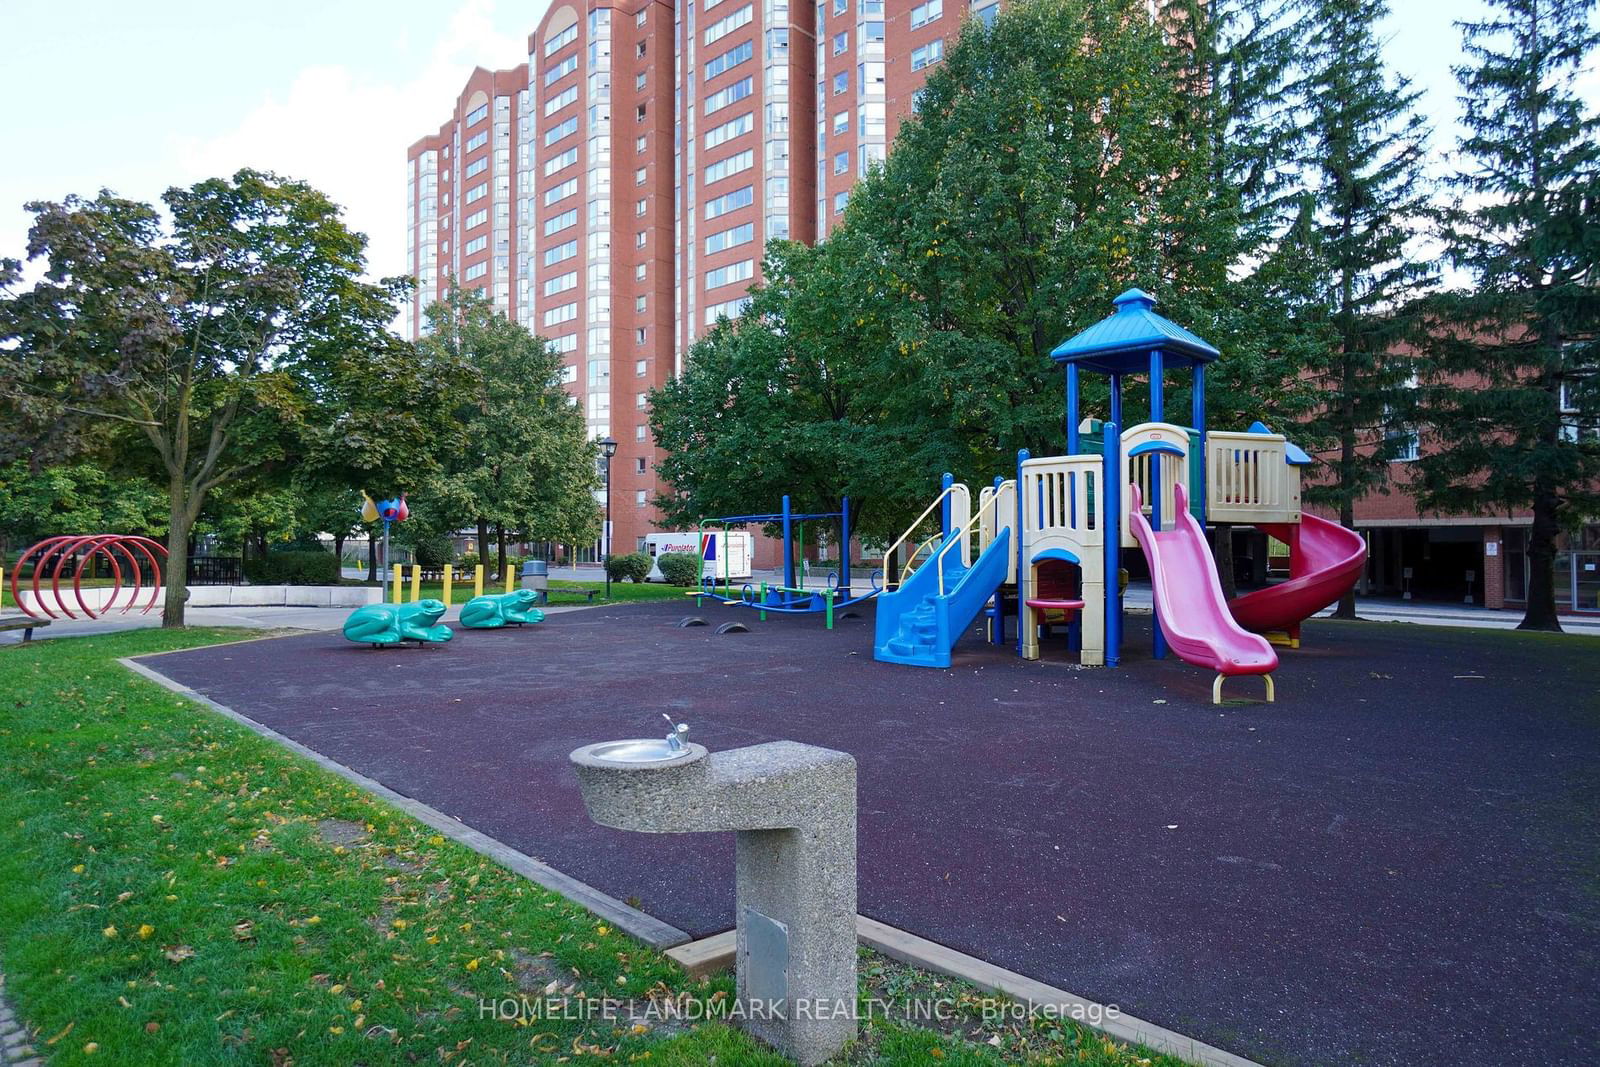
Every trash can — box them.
[521,559,549,603]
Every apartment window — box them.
[636,166,648,185]
[465,131,488,152]
[705,258,754,289]
[635,490,647,506]
[545,146,579,175]
[636,71,648,90]
[834,0,848,12]
[635,457,647,474]
[705,39,753,80]
[464,157,488,179]
[910,0,942,27]
[545,116,579,145]
[833,110,849,134]
[546,54,578,84]
[704,76,753,115]
[864,20,885,43]
[560,364,578,384]
[465,208,488,229]
[635,424,647,441]
[833,71,848,95]
[834,190,849,213]
[974,1,998,26]
[636,103,648,121]
[635,231,648,247]
[464,262,488,281]
[910,39,944,70]
[705,184,754,219]
[635,263,647,280]
[703,296,752,324]
[636,198,648,215]
[833,150,849,175]
[464,235,487,255]
[635,393,648,410]
[636,331,648,347]
[552,334,578,353]
[545,208,579,235]
[544,271,579,296]
[704,4,753,46]
[636,134,648,153]
[545,177,579,204]
[704,149,755,184]
[636,41,647,58]
[544,302,578,326]
[635,358,648,375]
[545,22,578,56]
[832,31,848,54]
[544,238,579,265]
[705,111,754,149]
[705,220,755,254]
[466,103,489,126]
[545,85,578,115]
[464,183,488,204]
[635,295,648,312]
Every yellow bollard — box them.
[473,565,484,598]
[505,563,516,594]
[410,564,422,603]
[391,565,403,604]
[442,565,453,606]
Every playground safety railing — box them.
[882,482,970,591]
[1120,422,1191,547]
[1019,454,1103,547]
[978,480,1018,584]
[932,484,1012,597]
[1203,430,1301,525]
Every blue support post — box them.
[839,495,851,597]
[1015,449,1029,658]
[1066,364,1081,454]
[782,494,795,603]
[1149,350,1167,660]
[1192,364,1207,523]
[1109,374,1123,431]
[940,472,953,539]
[1102,427,1120,667]
[988,476,1005,645]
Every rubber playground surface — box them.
[138,600,1600,1067]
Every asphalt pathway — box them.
[138,601,1600,1066]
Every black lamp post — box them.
[599,436,618,600]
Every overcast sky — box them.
[1,0,1595,289]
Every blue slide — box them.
[874,529,1012,668]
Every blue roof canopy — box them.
[1050,289,1220,375]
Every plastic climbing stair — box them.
[874,528,1013,668]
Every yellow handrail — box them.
[897,531,946,585]
[933,482,1012,597]
[882,485,963,587]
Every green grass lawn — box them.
[0,629,1194,1067]
[352,577,692,607]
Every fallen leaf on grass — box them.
[163,945,196,963]
[45,1022,75,1045]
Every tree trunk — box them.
[496,524,508,581]
[1335,495,1359,619]
[1211,523,1236,601]
[1519,479,1564,633]
[162,475,191,628]
[477,518,490,569]
[366,530,378,582]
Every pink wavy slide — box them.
[1127,482,1278,702]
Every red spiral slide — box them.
[1228,515,1367,642]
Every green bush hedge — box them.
[655,552,701,586]
[241,550,340,586]
[412,535,455,568]
[605,552,651,583]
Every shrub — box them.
[241,550,340,586]
[412,535,455,569]
[605,552,651,583]
[655,552,701,587]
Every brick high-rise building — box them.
[404,0,994,564]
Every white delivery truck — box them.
[644,530,754,583]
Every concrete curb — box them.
[119,658,689,950]
[0,971,41,1067]
[122,655,1256,1067]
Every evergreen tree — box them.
[1292,0,1436,616]
[1415,0,1600,631]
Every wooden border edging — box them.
[118,657,690,951]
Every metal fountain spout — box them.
[662,713,689,753]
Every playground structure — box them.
[460,589,546,629]
[874,289,1367,701]
[688,496,880,628]
[342,599,453,647]
[7,535,168,620]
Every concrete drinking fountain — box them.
[570,716,858,1066]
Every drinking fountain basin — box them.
[578,738,704,765]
